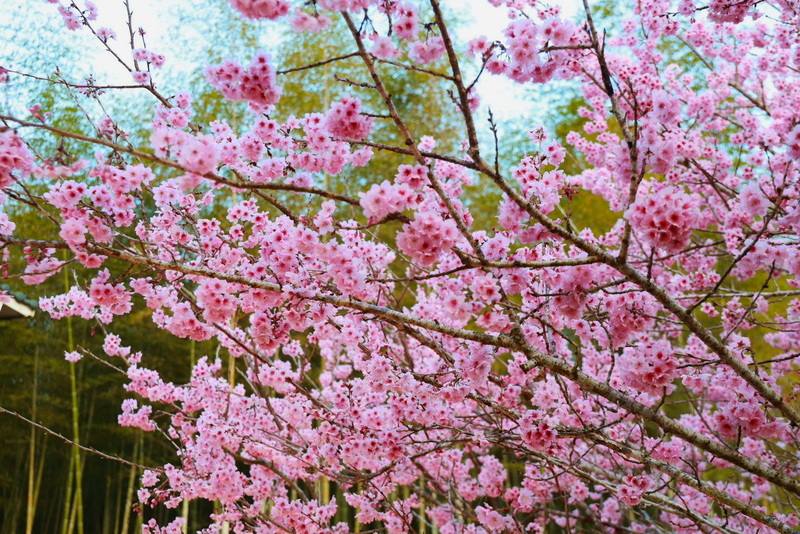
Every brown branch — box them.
[276,52,360,75]
[0,405,155,469]
[341,11,485,260]
[429,0,481,161]
[373,56,453,80]
[0,115,360,206]
[5,236,799,497]
[578,430,795,533]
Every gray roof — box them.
[0,296,35,319]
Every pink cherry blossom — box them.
[396,211,459,266]
[5,1,800,532]
[206,52,281,110]
[229,0,289,20]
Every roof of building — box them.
[0,296,35,320]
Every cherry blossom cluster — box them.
[229,0,290,20]
[206,52,282,110]
[626,185,701,253]
[485,15,579,84]
[359,180,417,222]
[323,97,373,141]
[396,211,459,267]
[617,339,680,396]
[0,130,34,189]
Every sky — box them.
[0,0,581,122]
[456,0,580,121]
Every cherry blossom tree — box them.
[2,0,800,532]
